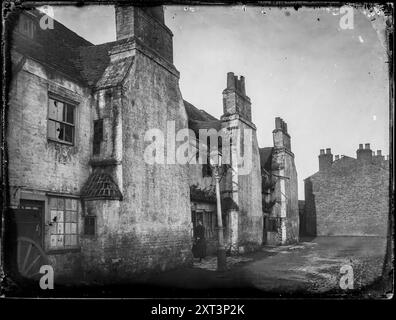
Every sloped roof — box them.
[11,9,133,89]
[184,100,222,134]
[95,56,134,89]
[11,9,92,84]
[81,172,122,200]
[259,147,273,172]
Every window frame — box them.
[47,93,77,146]
[84,215,96,237]
[47,196,80,251]
[93,119,104,155]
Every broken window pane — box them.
[48,98,57,119]
[48,97,75,145]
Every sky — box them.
[40,5,390,199]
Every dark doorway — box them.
[17,200,45,247]
[8,200,49,280]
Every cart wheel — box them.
[17,236,49,279]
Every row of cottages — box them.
[301,144,389,237]
[4,5,299,284]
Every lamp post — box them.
[210,151,226,272]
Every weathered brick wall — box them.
[267,149,299,245]
[305,160,389,236]
[115,6,173,63]
[237,125,263,250]
[8,55,92,198]
[82,50,193,279]
[284,151,299,243]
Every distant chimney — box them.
[273,117,291,150]
[222,72,251,121]
[319,148,333,171]
[356,143,372,163]
[372,150,385,162]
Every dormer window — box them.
[16,14,36,39]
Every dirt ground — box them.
[144,236,389,297]
[3,236,390,298]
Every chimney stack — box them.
[273,117,291,150]
[222,72,251,121]
[356,143,372,163]
[115,5,173,63]
[319,147,333,171]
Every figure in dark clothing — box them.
[193,220,206,262]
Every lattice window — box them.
[49,197,79,249]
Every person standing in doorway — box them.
[193,219,206,262]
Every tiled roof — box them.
[184,100,218,122]
[11,9,92,84]
[95,56,134,89]
[11,9,133,88]
[184,100,222,134]
[81,172,122,200]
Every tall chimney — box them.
[114,5,173,63]
[222,72,251,121]
[319,148,333,171]
[273,117,291,150]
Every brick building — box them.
[259,118,299,245]
[302,144,389,237]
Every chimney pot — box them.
[326,148,331,154]
[275,117,282,129]
[365,143,370,149]
[320,149,325,155]
[335,155,339,160]
[227,72,235,89]
[359,144,363,149]
[239,76,246,95]
[377,150,382,156]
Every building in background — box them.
[302,144,389,236]
[260,118,299,245]
[187,72,264,254]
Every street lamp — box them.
[210,150,226,272]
